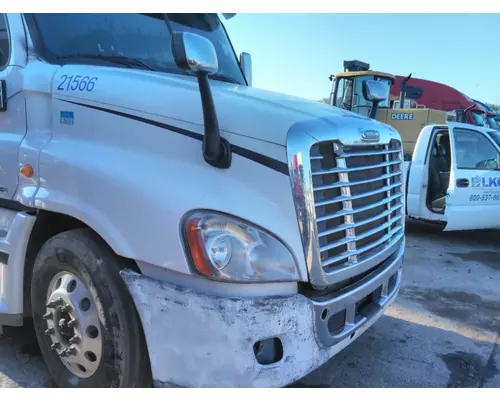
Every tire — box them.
[31,228,152,388]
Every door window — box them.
[453,129,500,170]
[0,14,9,68]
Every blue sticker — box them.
[60,111,74,125]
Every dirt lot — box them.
[1,220,499,388]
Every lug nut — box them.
[45,327,55,335]
[46,298,63,308]
[50,342,60,351]
[60,304,72,313]
[58,319,67,329]
[43,311,53,320]
[58,349,67,358]
[67,318,77,328]
[69,335,80,344]
[66,346,77,356]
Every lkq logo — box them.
[391,113,414,120]
[472,175,499,188]
[361,130,380,142]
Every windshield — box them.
[471,111,486,126]
[26,13,246,85]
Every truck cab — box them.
[329,60,394,118]
[405,122,500,230]
[0,14,405,388]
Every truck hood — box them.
[47,65,390,146]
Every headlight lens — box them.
[184,211,300,282]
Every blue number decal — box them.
[57,75,68,91]
[71,75,82,91]
[87,77,97,91]
[57,75,98,92]
[66,76,74,91]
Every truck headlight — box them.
[183,211,300,282]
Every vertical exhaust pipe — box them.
[399,73,412,108]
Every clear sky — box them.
[224,13,500,105]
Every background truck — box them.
[0,13,405,388]
[390,74,496,129]
[328,60,448,158]
[328,61,500,231]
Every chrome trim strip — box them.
[286,116,404,289]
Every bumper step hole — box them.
[388,272,398,293]
[327,310,346,335]
[253,337,283,366]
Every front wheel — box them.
[31,228,152,387]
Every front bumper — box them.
[120,243,404,388]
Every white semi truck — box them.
[0,13,405,387]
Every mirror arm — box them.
[196,72,232,169]
[369,99,380,119]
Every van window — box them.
[0,14,9,67]
[454,129,500,170]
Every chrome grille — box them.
[310,140,404,274]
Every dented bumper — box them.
[120,245,403,388]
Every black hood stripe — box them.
[61,100,289,176]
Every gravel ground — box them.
[1,220,499,388]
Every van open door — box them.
[444,123,500,231]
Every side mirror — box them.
[362,79,387,103]
[0,80,6,112]
[239,52,252,86]
[362,80,386,119]
[172,31,218,74]
[171,31,231,169]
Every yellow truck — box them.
[328,60,448,159]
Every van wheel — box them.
[31,228,152,388]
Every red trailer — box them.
[390,75,493,127]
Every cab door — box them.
[0,14,27,200]
[444,124,500,231]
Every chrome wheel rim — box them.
[44,271,102,378]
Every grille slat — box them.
[319,213,402,253]
[310,140,404,275]
[318,203,403,237]
[312,159,401,176]
[315,181,403,207]
[314,170,402,192]
[316,192,403,223]
[321,226,404,268]
[311,148,401,160]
